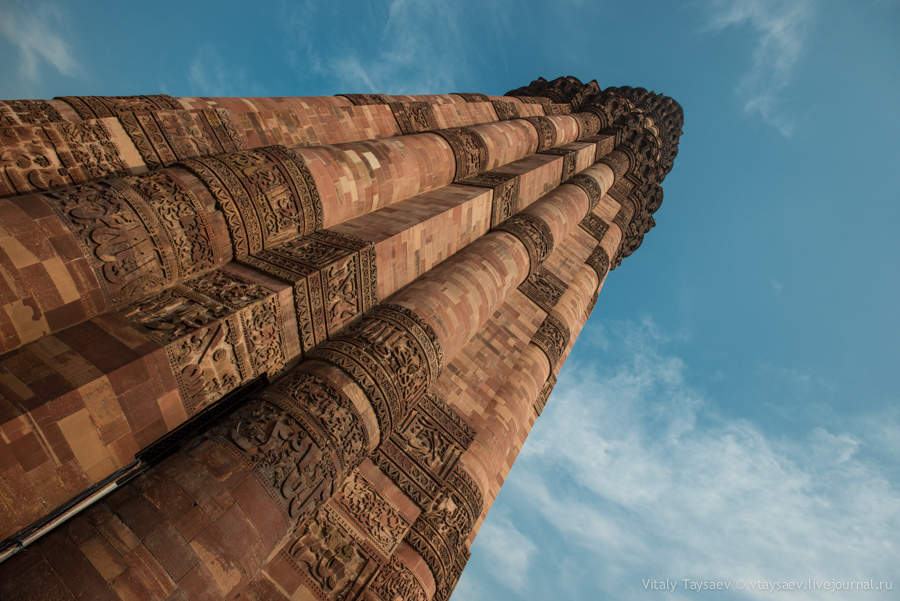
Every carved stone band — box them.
[518,267,568,313]
[217,371,367,526]
[119,108,243,169]
[309,303,443,438]
[42,169,222,306]
[240,229,378,355]
[580,212,610,243]
[338,93,390,105]
[534,372,557,416]
[586,245,611,283]
[56,94,182,119]
[458,170,521,227]
[0,99,63,125]
[572,112,603,139]
[491,99,521,120]
[389,102,439,134]
[523,116,557,151]
[540,147,578,181]
[407,465,483,601]
[429,127,489,181]
[494,212,554,276]
[180,145,323,258]
[454,93,489,103]
[567,172,604,210]
[531,310,570,370]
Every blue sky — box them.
[2,1,898,599]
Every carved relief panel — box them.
[240,229,377,355]
[0,119,128,196]
[118,268,284,413]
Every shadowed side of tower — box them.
[0,76,682,600]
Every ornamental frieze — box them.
[241,229,377,354]
[580,212,610,242]
[179,145,322,258]
[495,212,554,275]
[490,99,521,120]
[586,245,611,283]
[0,99,63,125]
[388,102,438,134]
[370,555,427,601]
[284,504,377,600]
[334,470,409,556]
[523,116,557,151]
[539,146,578,181]
[430,126,488,181]
[518,267,568,313]
[567,172,604,209]
[453,93,489,103]
[458,170,521,226]
[118,108,242,169]
[0,119,127,196]
[41,169,219,306]
[310,304,442,437]
[534,373,557,416]
[55,94,182,119]
[119,268,283,413]
[337,93,390,105]
[531,310,570,370]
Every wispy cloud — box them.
[466,317,900,599]
[187,45,265,97]
[472,515,536,591]
[0,2,79,95]
[704,0,814,136]
[283,0,465,94]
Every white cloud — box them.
[283,0,465,94]
[704,0,814,136]
[478,317,900,600]
[0,2,79,94]
[187,45,265,97]
[470,515,537,591]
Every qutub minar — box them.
[0,76,682,600]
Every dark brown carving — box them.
[531,311,570,370]
[0,119,129,196]
[586,245,611,282]
[430,127,488,181]
[491,99,521,120]
[223,371,368,525]
[0,99,62,125]
[388,102,439,134]
[42,169,218,305]
[56,94,182,119]
[337,94,389,105]
[524,116,557,151]
[370,556,427,601]
[406,465,483,601]
[284,504,376,600]
[118,108,242,169]
[458,170,521,226]
[495,213,554,275]
[572,111,603,139]
[567,172,604,209]
[540,147,578,181]
[310,304,442,437]
[534,373,557,416]
[454,93,489,103]
[241,229,377,353]
[120,268,281,412]
[518,267,568,313]
[580,212,610,242]
[180,145,322,258]
[335,470,409,555]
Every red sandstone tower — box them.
[0,77,682,600]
